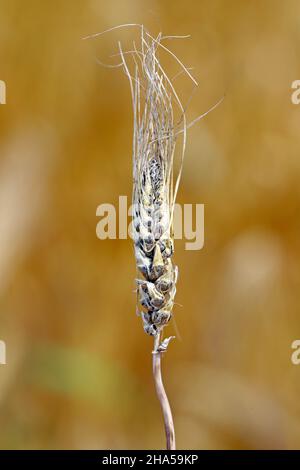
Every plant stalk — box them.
[152,332,176,450]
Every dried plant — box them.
[120,27,191,450]
[84,23,222,450]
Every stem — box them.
[152,332,176,450]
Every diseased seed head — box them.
[119,27,185,336]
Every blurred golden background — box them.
[0,0,300,449]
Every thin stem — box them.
[152,332,176,450]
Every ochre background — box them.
[0,0,300,449]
